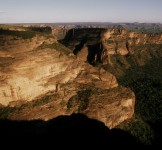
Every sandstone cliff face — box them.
[63,28,162,67]
[101,28,162,56]
[0,35,79,106]
[5,63,134,129]
[0,29,136,129]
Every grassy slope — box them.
[0,28,36,39]
[38,42,72,56]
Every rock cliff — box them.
[0,28,145,129]
[62,28,162,67]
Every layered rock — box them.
[71,87,135,129]
[63,28,162,66]
[0,29,136,129]
[6,63,134,129]
[0,35,77,106]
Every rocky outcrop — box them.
[5,63,134,129]
[67,86,135,129]
[0,35,76,106]
[63,28,162,66]
[0,29,136,129]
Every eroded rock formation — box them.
[3,27,158,129]
[63,28,162,67]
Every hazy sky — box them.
[0,0,162,23]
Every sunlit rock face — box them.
[66,65,135,129]
[6,61,135,129]
[0,35,80,106]
[0,27,143,129]
[81,87,135,129]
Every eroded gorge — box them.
[0,26,162,145]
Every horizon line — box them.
[0,21,162,25]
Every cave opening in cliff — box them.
[73,41,104,66]
[73,38,87,55]
[87,42,103,66]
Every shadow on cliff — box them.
[73,40,103,66]
[0,114,142,148]
[60,28,104,66]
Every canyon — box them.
[0,25,162,140]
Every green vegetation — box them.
[139,27,162,34]
[33,95,54,107]
[119,58,162,120]
[38,42,72,55]
[0,26,53,39]
[29,26,52,34]
[106,39,114,44]
[0,106,15,119]
[104,43,162,145]
[123,23,162,34]
[0,28,36,39]
[0,94,57,119]
[67,90,92,112]
[116,58,162,145]
[118,115,155,145]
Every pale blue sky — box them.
[0,0,162,23]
